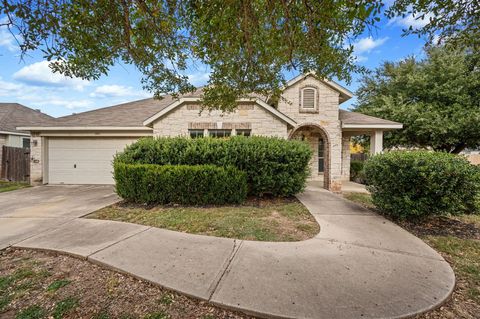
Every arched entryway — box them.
[289,124,332,190]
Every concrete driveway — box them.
[0,185,119,250]
[2,182,456,319]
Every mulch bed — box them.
[0,248,254,319]
[398,216,480,240]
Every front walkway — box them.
[2,184,454,319]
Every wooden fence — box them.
[1,146,30,182]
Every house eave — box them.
[0,130,30,136]
[16,126,153,132]
[341,124,403,130]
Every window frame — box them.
[208,129,232,138]
[235,129,251,137]
[188,129,205,138]
[22,138,30,149]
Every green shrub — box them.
[115,136,312,197]
[114,163,247,205]
[364,151,480,220]
[350,160,366,184]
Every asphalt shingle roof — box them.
[0,103,54,133]
[51,88,204,127]
[339,109,401,126]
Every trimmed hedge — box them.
[114,136,312,197]
[364,151,480,220]
[114,163,247,205]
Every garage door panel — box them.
[48,138,138,185]
[49,150,123,161]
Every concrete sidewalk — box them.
[6,185,455,319]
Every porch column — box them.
[341,136,351,181]
[370,130,383,154]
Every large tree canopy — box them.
[387,0,479,49]
[354,45,480,153]
[0,0,383,110]
[0,0,478,111]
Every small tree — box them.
[354,45,480,153]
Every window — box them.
[318,138,325,173]
[208,129,231,138]
[301,87,317,109]
[189,129,204,138]
[236,129,251,137]
[22,138,30,149]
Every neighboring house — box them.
[18,73,402,191]
[0,103,53,171]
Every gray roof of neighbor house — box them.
[0,103,54,133]
[339,110,402,127]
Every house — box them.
[0,103,53,170]
[18,73,402,191]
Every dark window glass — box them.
[318,138,324,173]
[22,138,30,149]
[208,129,231,138]
[189,129,204,138]
[236,129,251,137]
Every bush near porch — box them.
[114,136,312,199]
[364,151,480,220]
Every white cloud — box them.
[89,84,150,98]
[188,71,210,86]
[353,36,389,54]
[0,17,19,52]
[0,77,23,96]
[46,99,94,109]
[388,12,434,29]
[13,60,89,91]
[351,36,388,63]
[0,28,17,52]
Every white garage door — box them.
[48,137,138,184]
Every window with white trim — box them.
[235,129,251,137]
[189,129,204,138]
[300,87,317,110]
[208,129,231,138]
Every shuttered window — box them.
[302,88,316,109]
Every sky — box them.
[0,9,432,118]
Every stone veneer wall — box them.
[29,133,43,185]
[279,75,343,192]
[341,136,351,181]
[153,103,289,138]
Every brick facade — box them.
[153,103,289,138]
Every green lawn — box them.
[0,180,30,193]
[88,198,320,242]
[343,192,480,318]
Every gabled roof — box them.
[339,110,402,129]
[0,103,54,134]
[143,97,297,127]
[284,72,354,103]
